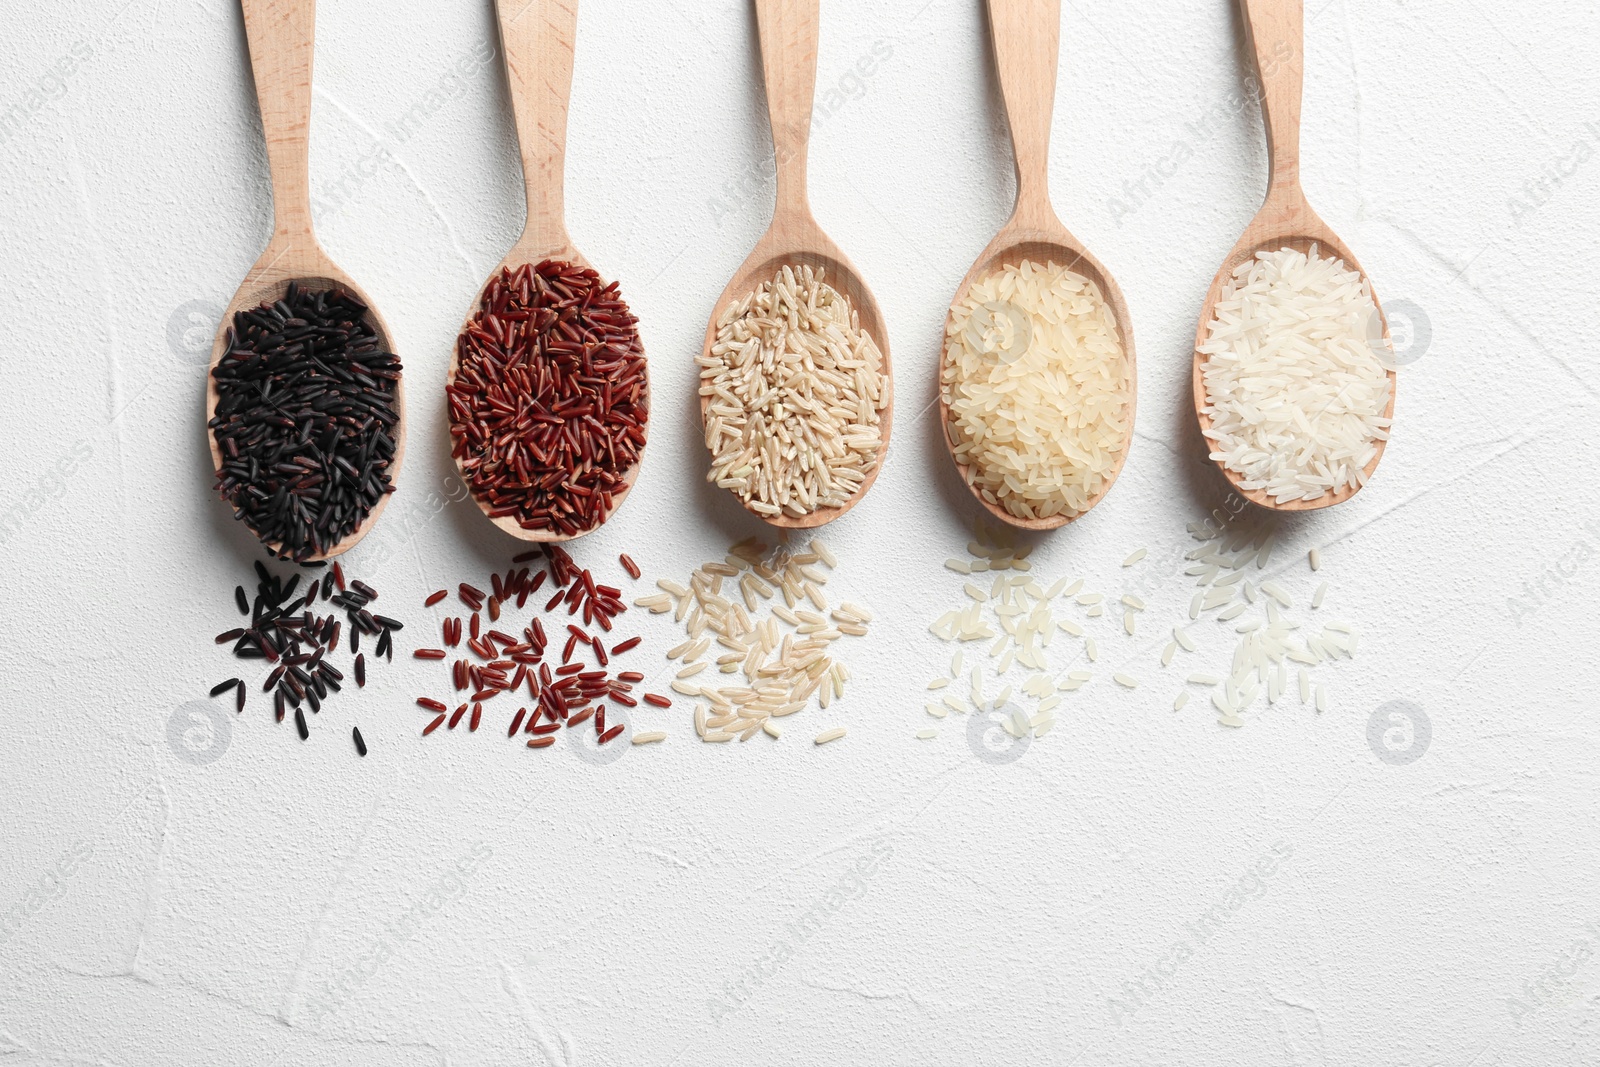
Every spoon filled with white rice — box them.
[939,0,1136,529]
[1191,0,1395,511]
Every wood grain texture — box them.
[1190,0,1394,512]
[937,0,1136,531]
[499,0,579,264]
[698,0,893,530]
[206,0,406,561]
[447,0,648,543]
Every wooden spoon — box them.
[207,0,406,561]
[447,0,648,543]
[700,0,893,530]
[938,0,1136,531]
[1191,0,1394,512]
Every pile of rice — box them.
[634,536,869,743]
[942,260,1129,521]
[701,265,888,518]
[919,526,1150,743]
[1165,519,1360,726]
[1199,245,1393,504]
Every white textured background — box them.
[2,0,1599,1063]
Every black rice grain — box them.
[208,284,401,561]
[211,559,403,754]
[352,727,367,757]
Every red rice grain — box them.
[447,261,648,536]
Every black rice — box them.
[210,559,403,755]
[209,284,401,561]
[295,708,309,740]
[352,727,367,757]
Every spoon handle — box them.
[1240,0,1303,198]
[754,0,819,214]
[240,0,317,244]
[497,0,577,253]
[987,0,1060,219]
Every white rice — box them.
[1199,246,1393,503]
[942,260,1130,520]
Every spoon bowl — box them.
[207,0,406,561]
[699,0,893,529]
[448,0,648,543]
[938,0,1136,530]
[1191,0,1394,512]
[702,224,893,530]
